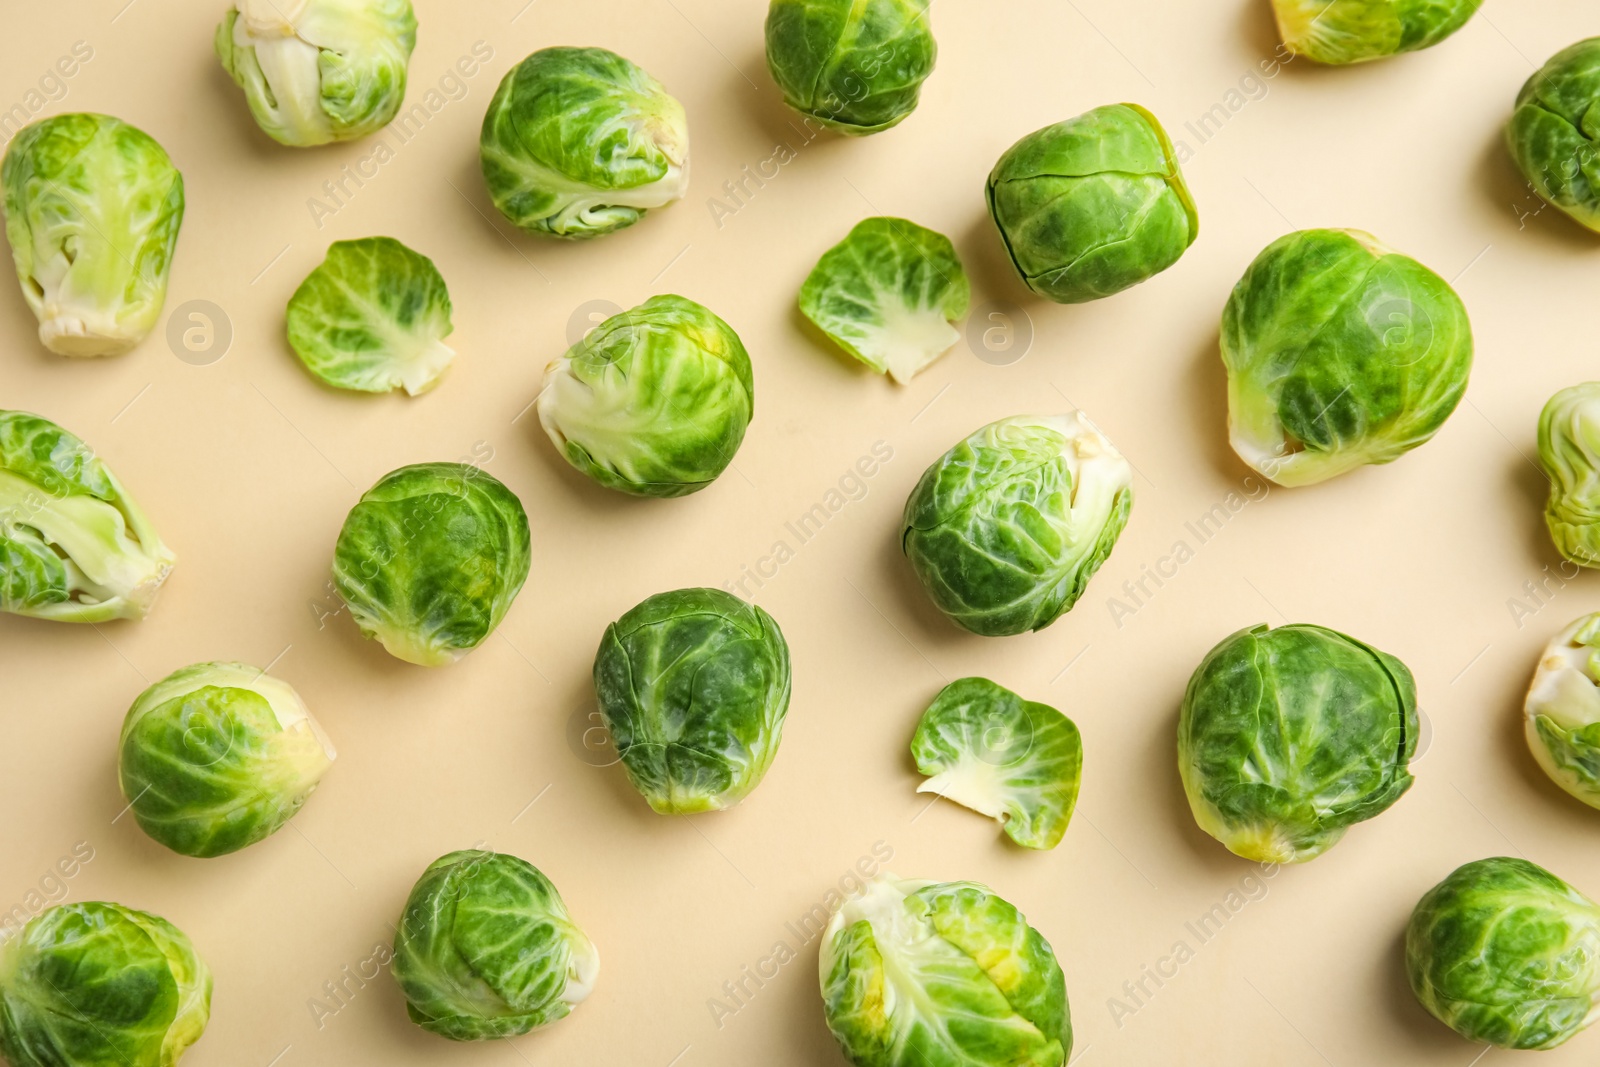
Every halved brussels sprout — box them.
[332,463,530,666]
[764,0,937,135]
[2,113,184,356]
[0,411,175,623]
[215,0,418,147]
[1524,613,1600,809]
[911,677,1082,850]
[986,104,1197,304]
[392,850,598,1041]
[902,413,1132,637]
[286,237,454,396]
[1270,0,1482,65]
[1509,39,1600,234]
[480,47,687,238]
[537,295,753,498]
[820,873,1069,1067]
[1178,623,1417,863]
[1538,383,1600,566]
[1407,857,1600,1049]
[594,587,791,813]
[0,901,212,1067]
[798,217,970,384]
[118,661,336,858]
[1221,228,1473,487]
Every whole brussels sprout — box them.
[1270,0,1482,65]
[1524,613,1600,809]
[118,662,336,858]
[537,295,754,498]
[1179,623,1417,863]
[392,850,598,1041]
[986,104,1197,304]
[820,873,1069,1067]
[911,677,1082,850]
[0,901,212,1067]
[332,463,530,666]
[594,587,791,813]
[214,0,417,147]
[1407,857,1600,1049]
[902,413,1132,637]
[480,47,688,238]
[0,410,176,623]
[1538,383,1600,566]
[2,113,184,357]
[764,0,937,135]
[1507,38,1600,233]
[1221,228,1473,487]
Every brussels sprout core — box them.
[1525,613,1600,809]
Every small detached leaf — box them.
[910,677,1082,850]
[799,217,970,384]
[286,237,455,396]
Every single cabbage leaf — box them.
[911,677,1082,849]
[1524,612,1600,809]
[799,216,969,384]
[1271,0,1483,65]
[764,0,938,135]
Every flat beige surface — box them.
[3,0,1599,1064]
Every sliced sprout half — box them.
[1526,613,1600,809]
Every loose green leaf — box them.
[764,0,938,135]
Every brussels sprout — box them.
[910,678,1082,850]
[1221,228,1473,487]
[118,662,336,858]
[0,901,211,1067]
[764,0,937,135]
[1407,857,1600,1049]
[332,463,530,666]
[537,295,754,498]
[1509,39,1600,234]
[286,237,454,396]
[820,873,1069,1067]
[1270,0,1482,65]
[0,411,175,623]
[1524,613,1600,809]
[392,850,598,1041]
[2,113,184,357]
[214,0,417,147]
[985,104,1197,304]
[901,413,1132,637]
[1538,383,1600,566]
[1178,623,1417,863]
[594,587,791,813]
[480,47,688,238]
[798,217,970,384]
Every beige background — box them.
[2,0,1598,1063]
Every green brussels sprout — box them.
[1538,383,1600,566]
[392,850,598,1041]
[1407,857,1600,1049]
[820,873,1069,1067]
[1270,0,1482,65]
[910,677,1082,850]
[537,295,754,498]
[0,410,175,623]
[1524,613,1600,809]
[2,113,184,357]
[0,901,211,1067]
[286,237,455,396]
[118,661,336,858]
[798,217,970,384]
[594,587,791,813]
[1221,228,1473,487]
[1509,39,1600,234]
[1178,623,1418,863]
[214,0,417,147]
[764,0,937,135]
[480,47,688,238]
[986,104,1197,304]
[332,463,530,666]
[901,413,1132,637]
